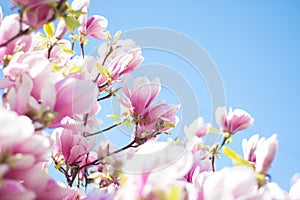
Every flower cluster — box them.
[0,0,299,200]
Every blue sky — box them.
[1,0,300,191]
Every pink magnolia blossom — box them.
[137,103,180,135]
[120,77,160,116]
[0,108,75,200]
[53,128,95,165]
[0,14,32,63]
[50,77,97,126]
[184,117,208,139]
[79,15,108,40]
[242,134,262,163]
[10,0,59,29]
[243,134,278,175]
[22,3,55,29]
[2,51,97,127]
[5,74,33,115]
[96,39,144,85]
[215,106,254,135]
[0,108,33,149]
[255,134,278,174]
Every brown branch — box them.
[0,28,32,48]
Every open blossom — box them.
[52,128,95,165]
[215,106,254,134]
[137,103,180,135]
[79,15,108,40]
[96,39,144,85]
[0,108,76,200]
[0,14,32,63]
[120,77,160,115]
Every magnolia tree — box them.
[0,0,299,200]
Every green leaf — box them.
[69,65,82,73]
[140,118,149,123]
[208,126,221,134]
[223,146,251,166]
[64,16,80,33]
[106,114,119,119]
[59,45,74,54]
[38,33,48,40]
[164,123,175,128]
[113,31,122,43]
[43,22,55,38]
[68,10,87,16]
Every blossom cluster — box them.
[0,0,299,199]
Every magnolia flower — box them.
[0,108,34,149]
[242,134,263,163]
[255,134,278,174]
[10,0,59,29]
[242,134,278,175]
[53,128,95,165]
[96,39,144,85]
[79,15,108,40]
[184,117,208,139]
[0,108,75,200]
[137,103,180,135]
[215,106,254,135]
[120,77,160,116]
[51,78,97,127]
[22,3,55,29]
[0,14,32,62]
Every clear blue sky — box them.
[1,0,300,191]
